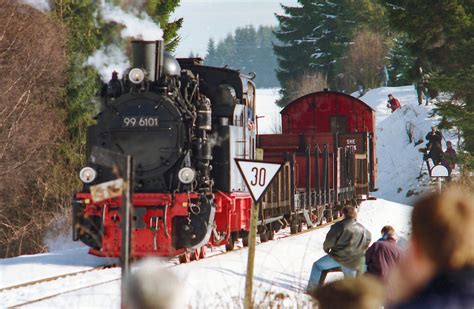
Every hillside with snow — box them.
[359,86,456,204]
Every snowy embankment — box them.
[0,199,411,308]
[358,86,456,204]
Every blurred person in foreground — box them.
[387,186,474,309]
[307,206,371,292]
[311,276,385,309]
[123,258,184,309]
[365,225,402,283]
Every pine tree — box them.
[144,0,183,52]
[53,0,103,142]
[386,34,416,86]
[274,0,388,104]
[205,38,218,66]
[234,26,257,73]
[274,1,320,105]
[255,26,279,88]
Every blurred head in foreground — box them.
[311,276,384,309]
[123,259,183,309]
[411,186,474,271]
[387,185,474,306]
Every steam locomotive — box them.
[72,40,376,262]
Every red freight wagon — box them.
[258,91,376,230]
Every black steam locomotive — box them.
[72,40,257,260]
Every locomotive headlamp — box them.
[128,68,145,84]
[79,167,97,184]
[178,167,196,184]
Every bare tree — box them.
[284,71,328,103]
[0,0,71,257]
[340,30,388,93]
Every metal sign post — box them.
[89,147,133,306]
[235,159,283,309]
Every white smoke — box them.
[99,0,163,41]
[21,0,50,12]
[86,1,164,81]
[87,45,130,82]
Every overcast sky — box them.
[171,0,299,57]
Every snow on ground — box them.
[359,86,457,204]
[255,88,282,134]
[1,199,412,308]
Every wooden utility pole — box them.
[244,201,260,309]
[121,155,133,278]
[235,159,283,309]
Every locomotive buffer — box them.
[235,159,283,309]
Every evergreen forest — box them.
[204,26,279,88]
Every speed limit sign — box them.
[235,159,283,203]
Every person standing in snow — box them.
[442,141,457,178]
[425,126,443,165]
[387,186,474,309]
[387,94,401,113]
[307,206,371,292]
[365,225,402,283]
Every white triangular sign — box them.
[235,159,283,203]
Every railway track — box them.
[3,220,337,308]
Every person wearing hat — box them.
[387,94,401,113]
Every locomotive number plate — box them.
[122,116,159,128]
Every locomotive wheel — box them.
[290,223,298,234]
[267,228,275,240]
[259,231,268,243]
[191,248,201,261]
[199,245,207,259]
[179,252,192,264]
[297,221,303,233]
[242,236,249,247]
[225,239,235,251]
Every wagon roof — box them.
[280,90,375,115]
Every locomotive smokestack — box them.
[131,40,164,81]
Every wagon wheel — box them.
[179,251,192,264]
[290,223,298,234]
[267,228,275,240]
[191,248,201,261]
[199,245,207,259]
[225,238,235,251]
[297,221,303,233]
[242,236,249,247]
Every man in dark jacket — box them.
[307,206,371,292]
[425,126,443,165]
[387,187,474,309]
[365,225,402,282]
